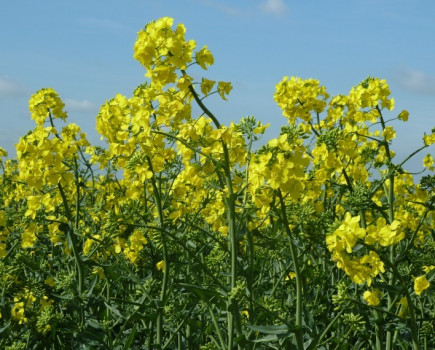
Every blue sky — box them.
[1,0,434,172]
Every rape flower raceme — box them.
[423,154,434,171]
[28,88,67,126]
[326,213,366,254]
[382,126,396,142]
[11,302,27,324]
[423,133,435,146]
[2,16,435,349]
[364,219,403,247]
[274,76,329,124]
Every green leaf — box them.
[86,275,99,299]
[104,302,125,319]
[123,325,137,350]
[86,318,101,329]
[247,324,289,334]
[251,334,279,342]
[0,321,11,334]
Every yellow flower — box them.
[44,277,56,287]
[413,275,430,296]
[397,297,408,318]
[195,45,214,70]
[200,78,216,96]
[285,272,296,280]
[274,76,328,124]
[326,213,366,254]
[423,265,435,273]
[28,88,67,126]
[11,302,27,324]
[253,123,270,134]
[397,110,409,121]
[40,296,54,308]
[156,260,165,272]
[0,147,7,158]
[423,154,434,171]
[0,210,6,227]
[217,81,232,100]
[363,289,381,306]
[92,266,105,280]
[22,224,38,248]
[423,133,435,146]
[365,219,403,247]
[382,126,396,141]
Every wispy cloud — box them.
[394,67,435,95]
[78,17,130,32]
[0,77,29,99]
[64,98,98,112]
[196,0,243,16]
[259,0,289,17]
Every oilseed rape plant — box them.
[0,17,434,349]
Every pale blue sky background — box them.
[1,0,434,172]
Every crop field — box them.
[0,17,434,350]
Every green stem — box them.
[277,190,304,350]
[381,256,421,349]
[57,182,85,325]
[147,157,169,348]
[307,309,345,350]
[207,303,227,350]
[183,71,242,348]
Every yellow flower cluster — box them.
[249,134,309,199]
[0,18,433,344]
[348,77,394,111]
[11,289,36,324]
[28,88,67,126]
[326,213,404,285]
[274,76,329,124]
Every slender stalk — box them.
[277,190,304,350]
[147,157,169,348]
[207,304,227,350]
[182,71,242,348]
[57,182,85,325]
[48,111,85,300]
[378,108,396,350]
[385,260,421,349]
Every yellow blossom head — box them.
[363,289,381,306]
[29,88,67,126]
[413,275,430,296]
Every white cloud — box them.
[0,77,29,99]
[260,0,289,16]
[64,98,98,112]
[394,67,435,95]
